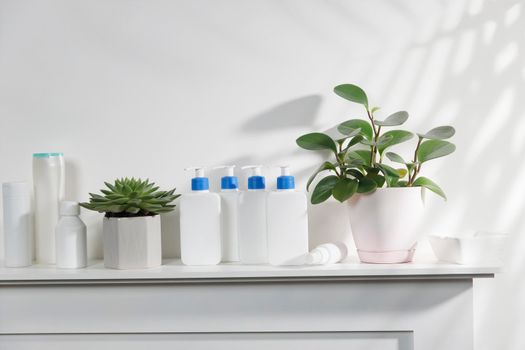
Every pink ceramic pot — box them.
[347,187,425,263]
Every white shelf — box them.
[0,257,499,283]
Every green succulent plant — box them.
[80,178,180,217]
[297,83,456,204]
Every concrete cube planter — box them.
[102,215,162,269]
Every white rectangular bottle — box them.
[238,165,268,264]
[267,166,309,266]
[33,152,65,264]
[180,167,221,266]
[214,165,240,262]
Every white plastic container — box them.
[214,165,240,262]
[238,165,268,264]
[33,153,65,264]
[180,167,221,266]
[55,201,87,269]
[267,166,309,266]
[306,242,348,265]
[2,182,33,267]
[429,232,507,265]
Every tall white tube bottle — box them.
[180,167,221,266]
[238,165,268,264]
[214,165,240,262]
[267,166,309,266]
[33,153,65,264]
[2,182,33,267]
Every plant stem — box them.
[336,142,345,178]
[408,137,422,185]
[367,109,380,166]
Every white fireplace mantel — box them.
[0,259,498,350]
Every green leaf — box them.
[397,168,408,178]
[334,84,368,107]
[332,178,358,202]
[406,162,416,173]
[339,127,362,139]
[376,163,400,178]
[378,130,414,154]
[364,168,385,188]
[367,173,385,188]
[413,176,447,200]
[126,206,141,214]
[421,126,455,140]
[346,169,364,179]
[370,106,380,114]
[306,161,337,191]
[311,175,339,204]
[385,152,406,164]
[361,134,394,147]
[376,164,401,187]
[357,177,377,193]
[296,133,337,154]
[346,135,364,148]
[374,111,409,127]
[417,140,456,163]
[346,150,371,166]
[338,119,373,140]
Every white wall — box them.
[0,0,524,348]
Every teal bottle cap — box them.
[33,153,64,157]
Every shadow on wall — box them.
[241,95,322,132]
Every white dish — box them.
[428,234,506,265]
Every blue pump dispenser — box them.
[185,167,209,191]
[242,165,265,190]
[277,165,295,190]
[214,165,238,190]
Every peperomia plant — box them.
[296,83,456,204]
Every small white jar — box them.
[55,201,87,269]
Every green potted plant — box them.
[80,178,180,269]
[297,84,456,263]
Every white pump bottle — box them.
[214,165,240,262]
[180,167,221,266]
[267,166,309,265]
[238,165,268,264]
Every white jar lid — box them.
[60,201,80,216]
[2,182,31,197]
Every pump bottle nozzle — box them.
[241,165,265,190]
[276,165,295,190]
[213,165,238,190]
[184,167,209,191]
[184,167,205,178]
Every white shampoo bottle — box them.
[33,152,65,264]
[214,165,240,262]
[55,201,87,269]
[267,166,309,266]
[238,165,268,264]
[180,167,221,266]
